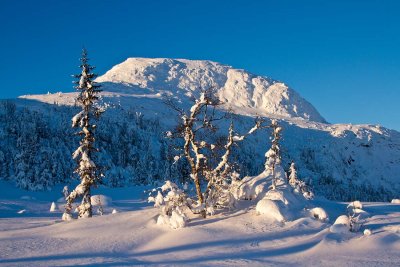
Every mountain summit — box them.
[96,58,326,123]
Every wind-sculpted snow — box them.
[6,57,400,200]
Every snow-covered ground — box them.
[1,181,399,267]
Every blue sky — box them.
[0,0,399,130]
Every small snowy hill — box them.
[8,57,400,200]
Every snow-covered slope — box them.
[10,58,400,200]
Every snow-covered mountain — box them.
[95,58,326,122]
[5,58,400,200]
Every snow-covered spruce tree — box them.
[265,119,283,190]
[62,49,103,220]
[233,119,287,200]
[288,162,297,187]
[288,162,314,200]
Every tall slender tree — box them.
[265,119,282,190]
[62,48,103,220]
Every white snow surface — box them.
[0,181,399,266]
[255,198,285,222]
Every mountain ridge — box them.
[95,57,327,123]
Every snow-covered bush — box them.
[331,202,368,233]
[309,207,328,222]
[347,200,363,210]
[50,202,57,212]
[346,200,368,232]
[363,229,372,236]
[348,213,362,232]
[148,180,189,229]
[61,212,73,221]
[91,195,112,207]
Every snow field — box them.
[1,184,400,266]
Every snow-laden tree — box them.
[63,49,103,220]
[265,119,283,190]
[288,162,314,200]
[233,119,288,200]
[165,90,261,217]
[288,162,297,187]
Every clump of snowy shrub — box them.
[309,207,328,222]
[61,212,73,221]
[363,229,372,236]
[50,202,57,212]
[347,200,363,210]
[346,200,368,232]
[330,201,368,233]
[148,180,189,229]
[91,195,112,207]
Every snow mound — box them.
[234,172,270,200]
[62,212,73,221]
[256,198,285,222]
[90,195,112,207]
[330,223,349,234]
[157,211,187,229]
[310,207,328,222]
[347,201,363,210]
[391,199,400,204]
[264,189,289,205]
[364,229,372,236]
[330,215,350,233]
[334,215,350,226]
